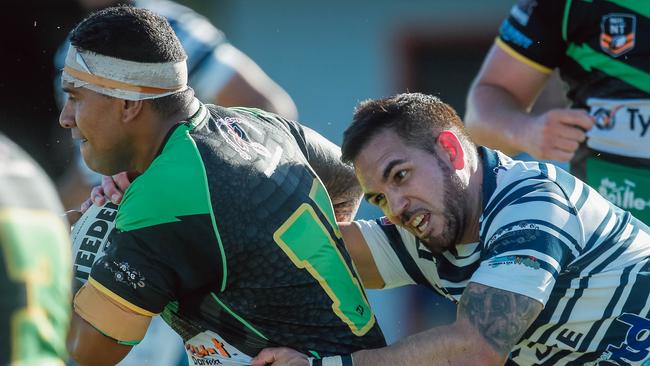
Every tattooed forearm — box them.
[458,282,543,355]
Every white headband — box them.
[61,45,188,100]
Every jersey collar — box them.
[478,146,501,213]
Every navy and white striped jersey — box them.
[53,0,237,108]
[356,147,650,365]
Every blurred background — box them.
[0,0,516,344]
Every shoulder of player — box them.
[116,141,212,231]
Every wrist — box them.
[308,354,353,366]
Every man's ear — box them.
[121,99,144,124]
[437,130,465,170]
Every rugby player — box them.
[60,7,385,366]
[56,0,298,211]
[253,93,650,366]
[0,133,72,365]
[465,0,650,225]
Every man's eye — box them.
[394,170,408,182]
[373,194,385,206]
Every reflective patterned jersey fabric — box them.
[496,0,650,222]
[87,104,385,365]
[0,133,71,365]
[356,147,650,365]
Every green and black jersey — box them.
[89,103,385,365]
[498,0,650,223]
[0,133,71,365]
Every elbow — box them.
[470,347,507,366]
[451,321,509,366]
[454,343,506,366]
[463,88,486,138]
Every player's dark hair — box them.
[69,6,193,117]
[341,93,474,164]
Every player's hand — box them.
[80,172,136,213]
[251,347,310,366]
[524,108,594,161]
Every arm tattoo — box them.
[458,282,543,355]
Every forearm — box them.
[351,321,503,366]
[465,83,536,156]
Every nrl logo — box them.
[600,13,636,57]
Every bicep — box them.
[69,282,151,366]
[457,282,543,357]
[67,312,133,366]
[339,222,384,289]
[472,44,552,109]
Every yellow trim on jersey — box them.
[74,282,152,343]
[87,277,156,317]
[496,38,553,74]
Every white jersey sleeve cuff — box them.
[470,261,554,306]
[354,219,416,289]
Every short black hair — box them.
[341,93,474,164]
[69,6,193,116]
[70,6,185,63]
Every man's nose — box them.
[59,102,76,129]
[386,193,408,222]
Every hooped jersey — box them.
[357,147,650,365]
[496,0,650,173]
[81,103,385,366]
[0,133,72,365]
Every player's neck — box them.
[127,107,187,174]
[459,151,483,245]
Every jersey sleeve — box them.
[470,178,581,305]
[496,0,566,73]
[87,229,178,316]
[354,219,418,289]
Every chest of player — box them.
[564,2,649,69]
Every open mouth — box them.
[409,212,430,234]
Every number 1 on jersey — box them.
[273,179,375,336]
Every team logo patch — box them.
[102,260,146,289]
[216,116,271,161]
[600,13,636,57]
[593,105,624,130]
[488,255,541,270]
[379,216,393,226]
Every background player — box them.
[465,0,650,224]
[0,133,72,365]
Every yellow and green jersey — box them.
[0,133,72,365]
